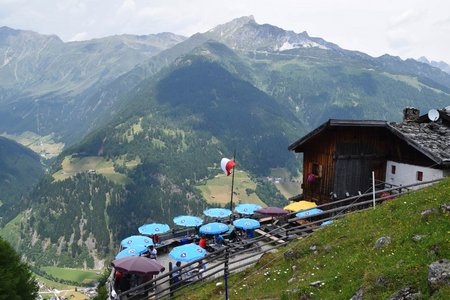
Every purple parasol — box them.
[111,256,165,275]
[254,207,289,216]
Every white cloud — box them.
[387,28,415,51]
[389,9,425,27]
[69,31,89,41]
[117,0,137,15]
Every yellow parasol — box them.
[283,200,317,212]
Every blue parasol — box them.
[203,208,232,218]
[321,220,334,227]
[199,222,229,235]
[115,245,148,260]
[233,218,261,230]
[120,235,154,248]
[295,208,324,219]
[173,215,203,227]
[235,204,262,215]
[138,223,170,235]
[169,243,206,262]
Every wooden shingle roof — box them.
[387,117,450,167]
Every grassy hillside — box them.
[196,170,266,207]
[190,178,450,299]
[270,168,302,198]
[40,267,100,285]
[52,155,139,185]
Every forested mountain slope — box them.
[12,48,296,267]
[0,137,43,226]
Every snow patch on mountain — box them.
[277,40,328,52]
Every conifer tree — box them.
[0,237,38,299]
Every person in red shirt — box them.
[152,234,159,245]
[199,236,207,249]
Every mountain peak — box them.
[417,56,450,74]
[205,16,329,52]
[0,26,62,44]
[417,56,430,64]
[219,15,256,28]
[207,15,255,36]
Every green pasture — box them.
[52,155,135,184]
[196,171,266,207]
[0,213,22,248]
[34,273,77,290]
[270,168,302,198]
[40,266,100,284]
[123,118,144,142]
[1,131,65,159]
[35,275,87,300]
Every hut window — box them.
[312,163,322,177]
[416,171,423,181]
[391,165,396,174]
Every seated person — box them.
[228,227,237,242]
[199,236,207,249]
[148,245,157,260]
[152,234,159,245]
[172,261,182,285]
[180,236,190,245]
[118,273,131,293]
[113,270,123,292]
[215,234,226,246]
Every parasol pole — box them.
[372,171,376,208]
[229,150,236,211]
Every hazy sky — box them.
[2,0,450,63]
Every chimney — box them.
[403,107,420,123]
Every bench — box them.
[258,217,273,223]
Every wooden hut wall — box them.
[387,135,437,168]
[302,126,389,203]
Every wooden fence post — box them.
[169,261,173,299]
[224,249,229,300]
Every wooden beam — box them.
[254,229,286,244]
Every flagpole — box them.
[229,150,236,211]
